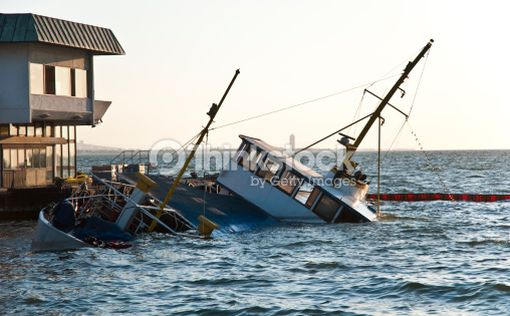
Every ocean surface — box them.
[1,150,509,315]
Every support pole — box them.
[343,39,433,165]
[377,116,382,218]
[148,69,240,232]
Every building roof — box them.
[0,13,125,55]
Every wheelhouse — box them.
[217,135,372,223]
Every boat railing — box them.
[69,174,197,237]
[109,150,151,169]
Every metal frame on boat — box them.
[31,173,199,252]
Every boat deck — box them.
[119,173,277,234]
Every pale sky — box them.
[2,0,510,150]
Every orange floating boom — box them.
[367,193,510,202]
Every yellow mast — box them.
[148,69,241,233]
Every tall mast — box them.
[347,39,433,160]
[148,69,240,232]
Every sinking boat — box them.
[32,40,434,250]
[31,70,244,251]
[217,40,434,223]
[217,135,377,223]
[30,173,199,252]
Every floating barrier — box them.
[367,193,510,202]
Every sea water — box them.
[0,150,509,315]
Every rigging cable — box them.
[209,75,399,132]
[382,49,431,162]
[202,131,209,217]
[406,121,454,201]
[407,50,430,118]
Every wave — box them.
[458,239,510,246]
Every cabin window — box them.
[239,145,263,172]
[44,66,56,94]
[30,63,44,94]
[236,142,248,161]
[256,156,281,182]
[55,66,72,96]
[277,170,300,195]
[306,187,322,208]
[313,193,341,223]
[294,181,314,205]
[72,69,87,98]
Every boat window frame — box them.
[237,142,264,173]
[276,168,301,196]
[305,186,323,209]
[293,179,315,206]
[312,191,342,223]
[255,153,283,183]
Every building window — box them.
[30,63,45,94]
[17,148,25,168]
[35,124,43,137]
[44,66,55,94]
[0,125,10,136]
[10,149,18,169]
[46,146,53,180]
[72,69,87,98]
[9,125,18,136]
[26,149,33,168]
[26,126,34,137]
[32,64,87,98]
[55,143,62,178]
[44,125,52,137]
[55,66,71,96]
[2,148,10,169]
[54,125,61,138]
[69,125,75,140]
[18,125,26,136]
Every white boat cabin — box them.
[217,135,377,223]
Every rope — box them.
[406,121,454,201]
[349,89,367,137]
[408,50,430,118]
[209,75,398,132]
[382,50,430,164]
[173,131,201,155]
[202,132,209,217]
